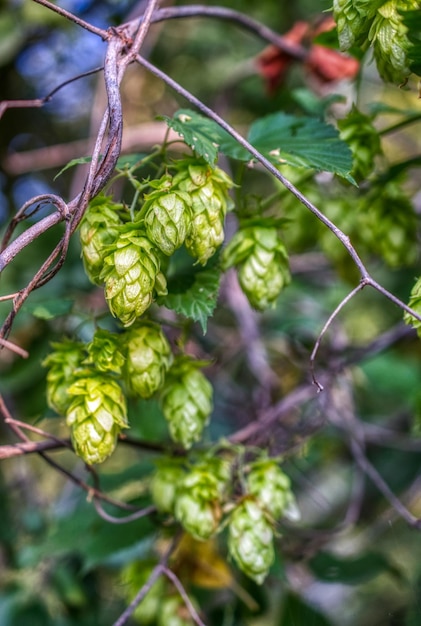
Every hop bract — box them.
[100,225,167,327]
[143,176,193,256]
[174,159,234,265]
[160,356,213,449]
[66,373,128,464]
[86,328,125,375]
[228,498,275,584]
[174,467,222,540]
[222,225,290,311]
[247,460,300,521]
[43,339,86,415]
[123,322,172,398]
[150,458,187,514]
[79,195,123,285]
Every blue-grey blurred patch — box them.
[12,176,56,219]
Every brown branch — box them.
[0,439,67,460]
[31,0,108,39]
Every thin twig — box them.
[0,337,29,358]
[163,566,207,626]
[31,0,108,38]
[93,497,156,524]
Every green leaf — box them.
[278,593,333,626]
[54,156,94,180]
[23,299,74,320]
[401,9,421,76]
[158,264,221,333]
[309,551,404,585]
[162,109,225,165]
[247,112,354,181]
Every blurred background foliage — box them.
[1,0,421,625]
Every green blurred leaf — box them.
[158,264,221,333]
[54,157,94,180]
[308,551,404,585]
[23,298,74,320]
[278,593,333,626]
[401,9,421,76]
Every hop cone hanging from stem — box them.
[66,373,128,464]
[86,328,125,375]
[174,466,222,540]
[159,355,213,449]
[222,224,290,310]
[123,322,172,398]
[247,459,300,521]
[43,339,87,415]
[100,225,167,327]
[79,195,124,285]
[150,458,187,514]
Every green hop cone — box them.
[247,460,300,521]
[368,0,418,83]
[86,328,125,375]
[333,0,381,50]
[142,176,193,256]
[121,561,166,625]
[123,322,172,398]
[160,356,213,449]
[404,276,421,334]
[150,458,187,514]
[66,373,128,464]
[157,595,196,626]
[228,498,275,585]
[174,159,234,265]
[100,225,167,327]
[79,195,124,285]
[43,339,87,415]
[174,467,222,540]
[338,106,382,181]
[222,225,291,311]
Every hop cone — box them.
[158,596,196,626]
[222,225,291,311]
[86,328,125,375]
[174,160,233,265]
[174,467,222,540]
[404,276,421,334]
[142,176,193,256]
[121,561,166,625]
[160,356,213,449]
[79,195,123,285]
[66,373,128,464]
[333,0,380,50]
[247,460,300,521]
[123,322,172,399]
[100,225,167,327]
[150,458,187,514]
[228,498,275,584]
[43,340,86,415]
[338,106,382,180]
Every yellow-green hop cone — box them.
[228,498,275,585]
[143,180,193,256]
[100,225,167,327]
[121,561,166,625]
[174,468,222,540]
[43,339,87,415]
[157,595,196,626]
[86,328,125,374]
[123,322,172,398]
[404,276,421,334]
[338,106,382,181]
[333,0,374,50]
[222,225,291,311]
[247,460,300,521]
[160,356,213,449]
[66,374,128,464]
[150,458,187,514]
[79,195,123,285]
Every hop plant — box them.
[338,106,382,180]
[160,356,213,449]
[86,328,125,375]
[174,159,234,265]
[247,460,300,521]
[66,373,128,464]
[174,466,222,540]
[404,276,421,334]
[228,498,275,584]
[333,0,381,50]
[150,458,187,514]
[100,225,167,327]
[79,195,124,285]
[142,175,193,256]
[121,561,166,625]
[123,322,172,399]
[43,339,87,415]
[222,224,291,310]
